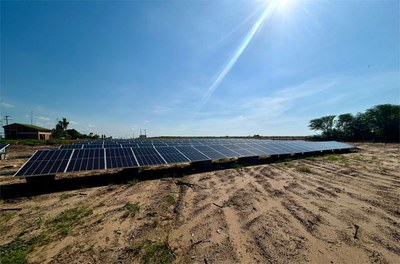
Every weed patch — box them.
[232,163,244,169]
[325,155,340,161]
[143,240,174,264]
[129,240,174,264]
[163,194,176,211]
[352,155,364,161]
[47,206,92,236]
[59,193,75,201]
[0,233,48,264]
[0,213,13,226]
[297,166,312,173]
[222,199,237,207]
[127,178,139,186]
[123,202,140,218]
[0,213,15,234]
[325,154,348,163]
[283,162,295,168]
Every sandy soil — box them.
[0,143,399,263]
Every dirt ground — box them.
[0,143,399,263]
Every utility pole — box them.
[31,110,33,125]
[4,115,11,125]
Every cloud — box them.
[144,120,150,123]
[0,102,14,108]
[178,70,399,137]
[37,116,51,121]
[152,106,170,115]
[69,120,78,125]
[239,77,338,119]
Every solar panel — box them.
[132,147,166,166]
[241,144,269,156]
[209,145,242,157]
[66,149,105,172]
[244,143,267,155]
[224,145,258,157]
[269,142,295,154]
[283,141,314,153]
[0,144,10,151]
[106,148,138,169]
[15,149,73,177]
[174,146,210,162]
[59,144,83,150]
[192,145,228,159]
[85,144,104,149]
[155,146,190,163]
[321,141,353,150]
[274,142,306,153]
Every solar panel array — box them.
[0,144,10,152]
[15,139,354,177]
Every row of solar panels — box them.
[63,139,265,145]
[15,140,354,177]
[60,139,312,149]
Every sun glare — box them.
[275,0,297,14]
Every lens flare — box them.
[194,2,279,116]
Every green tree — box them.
[364,104,400,142]
[59,118,69,131]
[309,104,399,142]
[52,118,70,139]
[351,112,373,141]
[308,115,336,139]
[66,129,82,140]
[336,113,354,139]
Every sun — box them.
[274,0,297,13]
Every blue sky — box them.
[1,0,399,138]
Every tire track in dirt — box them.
[170,169,260,263]
[301,159,396,187]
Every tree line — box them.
[309,104,400,142]
[52,118,104,140]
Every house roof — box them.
[3,123,52,132]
